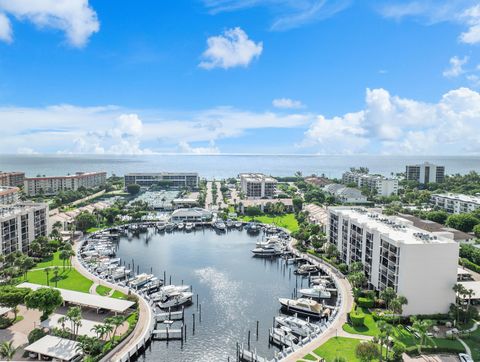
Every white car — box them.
[458,353,474,362]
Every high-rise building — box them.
[0,202,49,256]
[0,187,20,205]
[328,207,458,315]
[406,162,445,184]
[24,172,107,196]
[0,172,25,188]
[124,172,199,189]
[239,173,277,198]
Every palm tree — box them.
[105,315,125,345]
[29,242,41,257]
[377,320,393,361]
[411,317,434,353]
[91,324,105,339]
[44,267,51,286]
[58,316,68,333]
[66,307,82,339]
[53,266,60,288]
[453,283,467,326]
[380,287,397,310]
[390,295,408,325]
[0,341,16,361]
[59,249,71,270]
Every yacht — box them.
[226,219,234,228]
[158,291,193,309]
[150,285,191,301]
[185,222,194,232]
[177,222,185,230]
[295,264,320,275]
[156,223,166,232]
[111,267,131,280]
[275,315,319,337]
[299,285,331,299]
[251,245,283,257]
[129,273,154,289]
[247,223,261,234]
[165,223,176,232]
[269,326,299,346]
[279,298,323,318]
[214,221,226,231]
[234,221,243,229]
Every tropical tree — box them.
[66,306,82,339]
[411,317,434,353]
[0,341,16,361]
[377,320,393,361]
[390,295,408,325]
[52,266,60,288]
[44,267,51,286]
[75,336,102,358]
[24,288,63,321]
[105,315,125,345]
[59,249,71,270]
[355,341,380,362]
[19,256,35,280]
[453,283,467,326]
[0,286,30,320]
[379,287,397,310]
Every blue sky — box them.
[0,0,480,155]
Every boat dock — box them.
[239,348,272,362]
[155,310,185,322]
[152,325,184,340]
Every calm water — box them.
[0,154,479,179]
[114,228,317,362]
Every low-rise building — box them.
[0,171,25,187]
[124,172,199,189]
[0,186,20,205]
[303,204,328,233]
[342,171,398,196]
[328,207,458,315]
[24,171,107,196]
[431,193,480,214]
[0,202,49,255]
[304,176,332,187]
[238,198,293,214]
[239,173,277,199]
[172,198,199,209]
[406,162,445,184]
[171,208,212,222]
[323,184,368,204]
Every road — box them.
[204,180,227,211]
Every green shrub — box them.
[461,258,480,273]
[349,311,365,326]
[28,328,46,344]
[357,297,375,308]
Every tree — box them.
[474,224,480,238]
[75,336,102,358]
[426,210,449,224]
[75,212,98,233]
[0,287,30,320]
[59,249,71,270]
[445,214,480,232]
[379,287,397,310]
[0,341,16,361]
[453,283,467,325]
[292,197,303,212]
[105,315,125,345]
[25,288,63,321]
[245,206,263,217]
[126,184,141,195]
[411,317,434,353]
[29,241,42,257]
[52,266,60,288]
[66,306,82,339]
[20,256,35,280]
[390,295,408,325]
[44,267,51,286]
[377,320,393,361]
[355,341,380,362]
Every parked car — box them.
[459,353,474,362]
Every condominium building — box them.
[0,187,20,205]
[406,162,445,184]
[0,202,49,255]
[328,207,458,315]
[124,172,199,189]
[431,193,480,214]
[342,171,398,196]
[323,184,368,204]
[239,173,277,198]
[24,172,107,196]
[0,172,25,187]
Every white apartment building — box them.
[323,184,368,204]
[0,202,49,255]
[124,173,199,189]
[239,173,277,199]
[0,172,25,187]
[431,193,480,214]
[406,162,445,184]
[0,186,20,205]
[328,207,458,315]
[342,171,398,196]
[24,172,107,196]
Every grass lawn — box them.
[111,290,128,299]
[463,325,480,361]
[311,337,362,362]
[23,268,93,293]
[96,285,112,296]
[391,325,464,353]
[239,213,299,232]
[342,307,380,336]
[34,251,66,269]
[86,227,104,234]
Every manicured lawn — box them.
[111,290,128,299]
[302,354,317,361]
[463,326,480,361]
[86,227,103,234]
[96,285,112,296]
[342,307,380,336]
[24,268,93,293]
[311,337,362,362]
[34,251,65,269]
[239,213,299,232]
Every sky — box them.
[0,0,480,155]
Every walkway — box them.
[72,239,153,362]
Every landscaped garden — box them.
[239,213,299,232]
[301,337,363,362]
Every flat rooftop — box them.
[125,172,198,176]
[239,173,277,182]
[25,171,106,181]
[432,193,480,204]
[18,283,135,313]
[459,281,480,300]
[25,335,80,361]
[0,202,46,219]
[330,207,456,245]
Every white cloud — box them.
[459,5,480,44]
[178,141,220,154]
[0,13,12,43]
[0,0,99,47]
[272,98,305,109]
[202,0,351,31]
[199,27,263,69]
[443,56,469,78]
[301,87,480,155]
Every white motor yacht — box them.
[295,264,320,275]
[177,222,185,230]
[150,285,191,301]
[275,315,319,337]
[251,245,283,257]
[129,273,154,289]
[185,222,194,232]
[158,291,193,309]
[299,285,331,299]
[278,298,323,318]
[269,326,299,346]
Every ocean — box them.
[0,154,479,179]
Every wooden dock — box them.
[155,310,184,322]
[152,326,184,341]
[239,348,271,362]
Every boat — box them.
[269,326,299,346]
[234,221,243,229]
[251,245,283,257]
[275,315,319,337]
[214,221,226,231]
[177,222,185,230]
[158,291,193,309]
[299,285,332,299]
[226,219,234,228]
[165,223,175,232]
[185,222,194,232]
[247,223,261,234]
[129,273,154,289]
[295,264,320,275]
[150,285,191,301]
[278,298,323,318]
[156,223,166,232]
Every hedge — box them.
[461,258,480,273]
[357,297,375,308]
[405,344,465,356]
[349,311,365,327]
